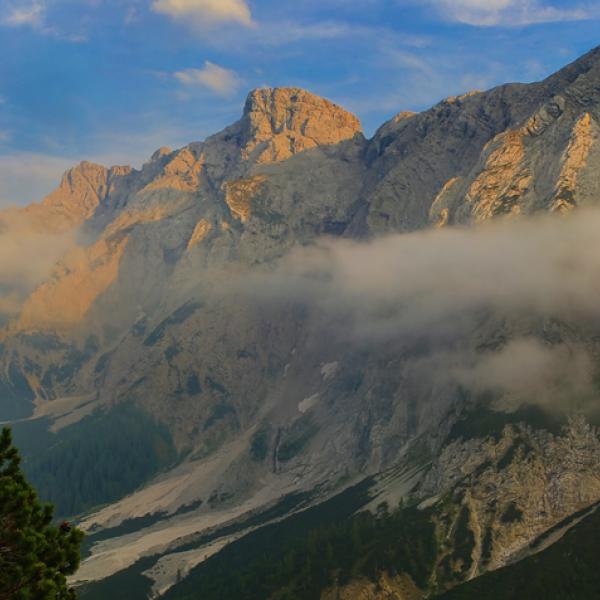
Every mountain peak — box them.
[21,161,111,232]
[239,87,363,164]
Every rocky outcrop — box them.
[25,161,111,232]
[187,219,213,249]
[466,130,532,221]
[418,415,600,581]
[552,112,598,212]
[239,87,363,164]
[223,175,267,222]
[142,148,204,193]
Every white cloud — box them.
[1,1,45,28]
[454,338,595,410]
[152,0,253,29]
[0,1,85,41]
[252,21,430,48]
[247,209,600,341]
[175,61,241,97]
[124,6,140,25]
[230,208,600,412]
[423,0,592,26]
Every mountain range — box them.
[2,45,600,599]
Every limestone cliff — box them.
[417,415,600,590]
[240,87,363,164]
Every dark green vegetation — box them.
[203,402,236,430]
[80,470,600,600]
[448,403,566,443]
[0,427,84,599]
[250,424,272,461]
[500,502,523,524]
[0,358,35,420]
[162,481,438,600]
[277,415,319,462]
[440,506,600,600]
[11,403,177,518]
[450,506,474,573]
[160,483,600,600]
[79,554,156,600]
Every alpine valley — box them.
[3,45,600,600]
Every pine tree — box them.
[0,427,84,599]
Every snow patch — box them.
[298,393,319,414]
[320,361,339,381]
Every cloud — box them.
[239,209,600,411]
[0,1,86,41]
[0,218,75,290]
[454,339,595,411]
[152,0,253,29]
[175,61,241,97]
[0,152,76,207]
[1,1,45,28]
[263,210,600,336]
[423,0,593,26]
[0,211,77,319]
[250,21,429,47]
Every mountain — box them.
[1,46,600,598]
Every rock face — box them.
[3,48,600,594]
[240,87,363,163]
[417,416,600,583]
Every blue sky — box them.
[0,0,599,205]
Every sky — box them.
[0,0,599,206]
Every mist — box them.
[244,208,600,411]
[0,213,76,319]
[263,210,600,330]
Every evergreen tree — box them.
[0,427,84,599]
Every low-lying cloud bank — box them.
[246,208,600,411]
[259,209,600,333]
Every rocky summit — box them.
[2,46,600,599]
